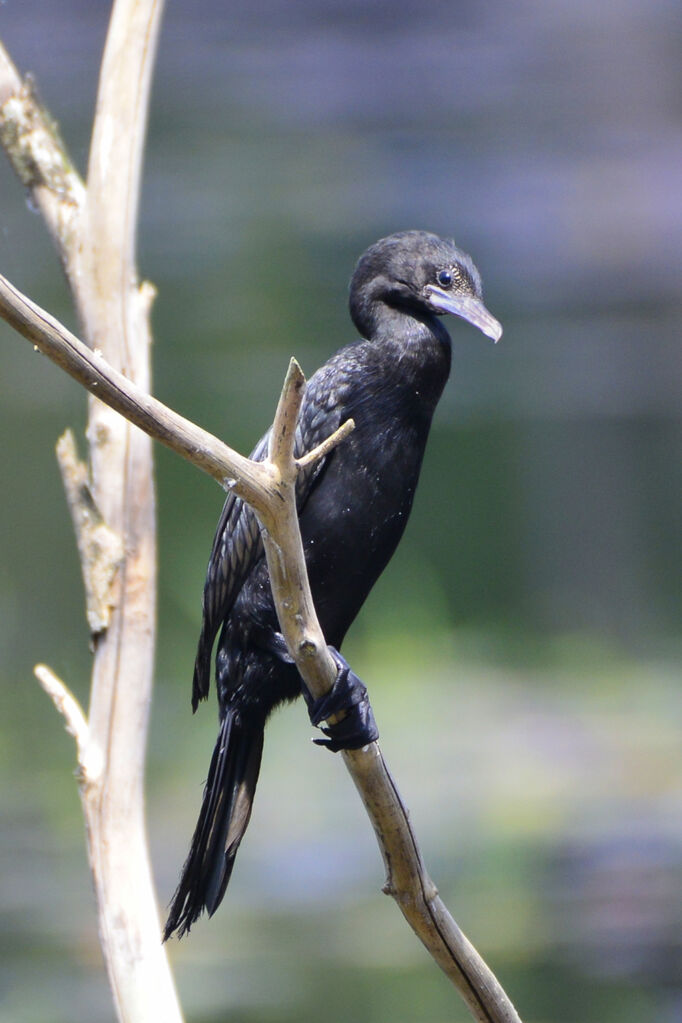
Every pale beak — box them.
[426,286,503,343]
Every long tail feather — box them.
[164,709,264,939]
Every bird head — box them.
[349,230,502,343]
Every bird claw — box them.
[301,648,379,752]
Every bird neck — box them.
[367,306,452,415]
[367,302,446,343]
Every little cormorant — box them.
[164,230,502,938]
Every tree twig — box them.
[0,275,522,1023]
[296,417,356,471]
[34,664,92,772]
[0,272,276,506]
[55,429,124,634]
[0,41,85,265]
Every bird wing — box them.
[192,366,346,709]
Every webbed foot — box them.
[302,647,379,752]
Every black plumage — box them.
[165,230,501,938]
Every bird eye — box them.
[436,270,452,288]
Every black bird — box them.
[164,230,501,938]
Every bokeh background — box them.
[1,2,680,1021]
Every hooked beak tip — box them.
[427,286,503,344]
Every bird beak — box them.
[426,287,503,343]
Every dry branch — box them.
[56,429,124,633]
[1,3,181,1021]
[0,43,85,260]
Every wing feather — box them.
[191,367,346,709]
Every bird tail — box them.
[163,707,264,939]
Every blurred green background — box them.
[1,2,680,1021]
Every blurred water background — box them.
[0,1,680,1021]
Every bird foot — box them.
[302,648,379,752]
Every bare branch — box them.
[297,417,356,471]
[0,272,266,504]
[34,664,91,766]
[34,662,108,791]
[0,41,85,269]
[268,357,307,475]
[86,0,162,295]
[56,430,124,634]
[346,750,522,1022]
[2,3,181,1021]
